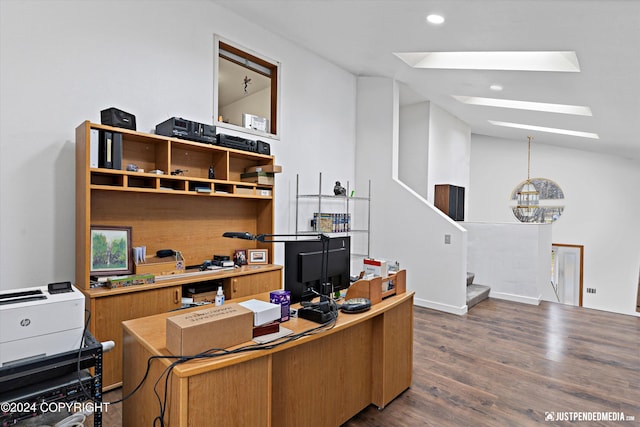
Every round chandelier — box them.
[510,136,565,223]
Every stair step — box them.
[467,284,490,309]
[467,272,475,286]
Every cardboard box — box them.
[257,188,272,197]
[235,186,255,196]
[166,303,253,356]
[270,290,291,322]
[189,290,218,303]
[363,258,388,277]
[238,299,282,326]
[135,253,185,276]
[244,164,282,174]
[240,172,274,185]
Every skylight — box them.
[453,96,592,116]
[426,14,445,24]
[394,51,580,72]
[488,121,599,139]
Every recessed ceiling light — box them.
[426,14,445,24]
[488,120,599,139]
[393,51,580,72]
[453,95,592,116]
[489,84,503,91]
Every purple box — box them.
[270,290,291,322]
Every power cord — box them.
[31,408,92,427]
[75,303,339,426]
[149,313,338,426]
[53,409,92,427]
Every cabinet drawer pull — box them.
[174,289,179,304]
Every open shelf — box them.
[295,172,371,259]
[76,120,281,390]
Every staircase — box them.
[466,272,490,309]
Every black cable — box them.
[76,309,93,403]
[153,358,183,427]
[69,302,339,425]
[74,308,170,407]
[148,312,339,425]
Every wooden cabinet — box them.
[435,184,465,221]
[228,269,281,299]
[87,285,182,389]
[75,121,281,389]
[122,291,414,426]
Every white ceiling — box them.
[213,0,640,160]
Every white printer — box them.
[0,284,85,366]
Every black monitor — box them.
[284,236,351,304]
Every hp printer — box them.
[0,285,85,366]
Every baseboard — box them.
[414,296,468,315]
[490,291,541,305]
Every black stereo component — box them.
[101,107,136,130]
[0,371,94,426]
[216,134,271,155]
[155,117,216,145]
[257,140,271,155]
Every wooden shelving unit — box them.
[75,121,281,389]
[345,269,406,305]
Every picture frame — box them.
[234,249,248,266]
[248,248,268,265]
[90,225,132,276]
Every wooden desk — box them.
[82,264,282,390]
[122,291,414,427]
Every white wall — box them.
[0,0,356,289]
[356,77,467,314]
[468,134,640,316]
[427,104,471,203]
[465,222,552,305]
[399,101,471,207]
[219,87,271,128]
[399,102,430,199]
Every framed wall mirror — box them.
[214,36,280,138]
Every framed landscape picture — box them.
[90,225,132,276]
[248,249,268,265]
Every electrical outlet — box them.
[444,234,451,244]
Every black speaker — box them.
[435,184,465,221]
[453,186,465,221]
[101,107,136,131]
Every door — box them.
[551,244,584,306]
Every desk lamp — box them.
[222,232,337,323]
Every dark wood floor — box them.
[93,299,640,426]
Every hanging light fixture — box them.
[514,136,540,221]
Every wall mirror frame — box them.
[213,35,280,139]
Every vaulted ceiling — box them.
[214,0,640,160]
